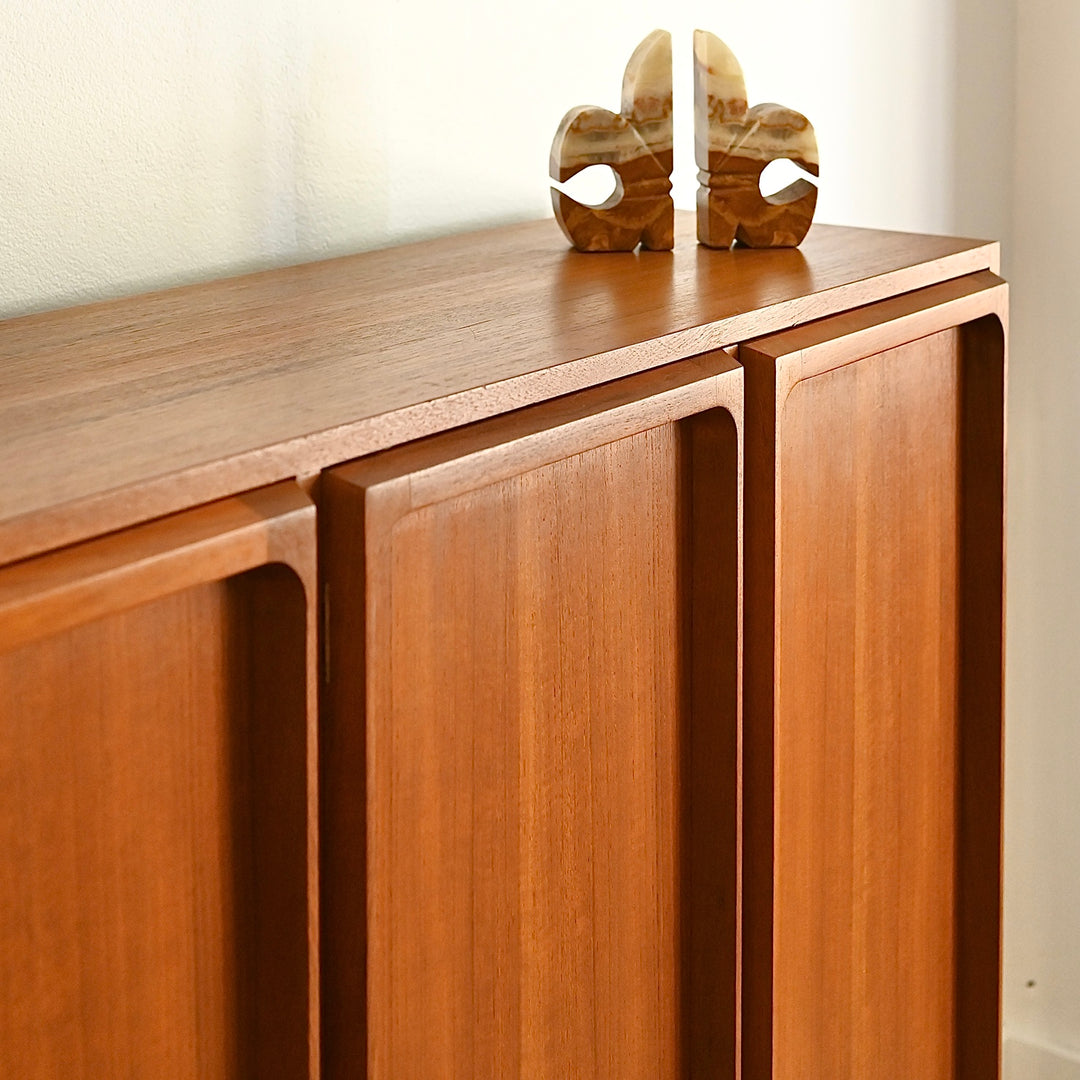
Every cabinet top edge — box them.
[0,215,998,329]
[0,213,998,564]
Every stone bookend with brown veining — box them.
[550,30,674,252]
[694,30,818,248]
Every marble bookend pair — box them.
[550,30,819,252]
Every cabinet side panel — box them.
[0,571,312,1079]
[772,330,961,1080]
[332,413,739,1080]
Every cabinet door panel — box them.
[322,357,743,1080]
[0,483,318,1080]
[740,274,1006,1080]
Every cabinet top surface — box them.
[0,212,997,563]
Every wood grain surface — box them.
[739,280,1006,1080]
[320,356,742,1080]
[0,215,1007,1080]
[0,483,319,1079]
[0,215,996,566]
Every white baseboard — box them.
[1005,1037,1080,1080]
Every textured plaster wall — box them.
[3,0,975,319]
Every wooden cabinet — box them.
[0,484,318,1079]
[0,214,1006,1079]
[320,357,742,1079]
[740,275,1006,1080]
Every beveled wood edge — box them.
[0,480,315,653]
[0,245,996,570]
[739,264,1008,720]
[329,351,743,514]
[740,272,1009,609]
[740,271,1008,401]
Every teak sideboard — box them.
[0,213,1005,1080]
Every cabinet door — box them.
[739,272,1007,1080]
[321,356,742,1080]
[0,483,318,1080]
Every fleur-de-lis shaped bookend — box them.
[694,30,818,248]
[550,30,674,252]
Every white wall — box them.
[5,1,1078,1074]
[1003,0,1080,1072]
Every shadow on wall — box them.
[1005,1037,1080,1080]
[948,0,1015,250]
[978,0,1080,1075]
